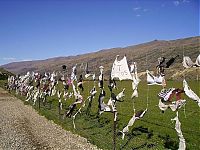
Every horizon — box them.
[0,0,199,65]
[1,35,199,66]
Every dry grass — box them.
[2,36,200,80]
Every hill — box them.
[1,36,200,79]
[0,68,14,80]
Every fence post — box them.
[58,101,61,119]
[38,97,40,110]
[113,111,117,150]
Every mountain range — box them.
[2,36,200,80]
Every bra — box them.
[183,54,200,68]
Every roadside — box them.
[0,87,99,150]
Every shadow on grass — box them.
[158,134,178,150]
[119,126,155,150]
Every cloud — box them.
[1,57,32,62]
[173,1,180,6]
[133,7,141,11]
[21,59,32,61]
[133,6,149,18]
[183,0,190,3]
[2,57,17,61]
[173,0,190,6]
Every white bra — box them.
[146,70,163,85]
[183,54,200,68]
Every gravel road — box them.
[0,88,99,150]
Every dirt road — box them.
[0,88,99,150]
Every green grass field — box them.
[1,79,199,150]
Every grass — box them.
[0,79,199,150]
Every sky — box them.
[0,0,199,65]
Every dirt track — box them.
[0,88,98,150]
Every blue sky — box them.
[0,0,199,65]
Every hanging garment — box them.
[165,55,179,68]
[92,73,95,81]
[111,55,133,80]
[71,65,77,81]
[121,109,147,140]
[98,89,111,114]
[86,86,97,115]
[156,57,166,76]
[158,99,186,112]
[158,99,169,111]
[98,66,104,88]
[33,89,40,105]
[183,56,194,68]
[158,88,186,112]
[108,77,117,91]
[196,54,200,66]
[85,62,89,74]
[130,62,140,81]
[63,81,69,91]
[157,57,166,67]
[162,77,167,88]
[131,85,138,98]
[89,86,97,98]
[84,62,92,78]
[72,82,79,98]
[98,74,104,88]
[146,70,164,85]
[171,112,186,150]
[51,86,57,96]
[107,88,125,112]
[158,88,184,102]
[77,74,84,92]
[130,62,140,98]
[85,74,92,78]
[183,79,200,107]
[65,93,83,118]
[131,77,138,97]
[183,54,200,68]
[63,91,68,101]
[62,65,67,70]
[57,91,63,110]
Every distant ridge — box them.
[2,36,200,79]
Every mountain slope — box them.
[2,36,200,79]
[0,68,14,80]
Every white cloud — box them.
[21,59,31,61]
[133,7,149,12]
[183,0,190,3]
[133,7,141,11]
[2,57,17,61]
[143,9,148,12]
[1,57,32,62]
[133,6,149,18]
[173,0,190,6]
[173,1,180,6]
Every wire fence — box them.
[3,79,200,150]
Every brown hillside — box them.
[2,36,200,79]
